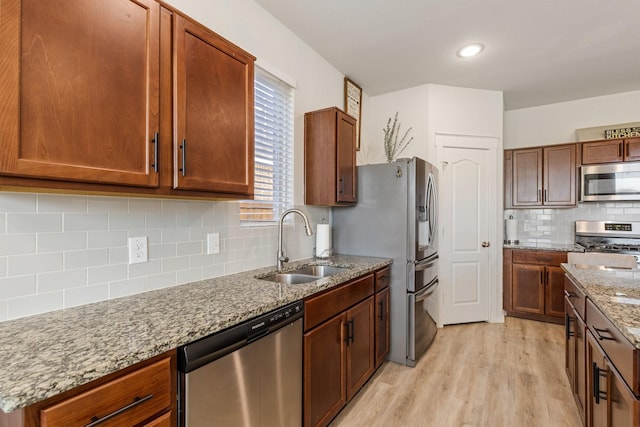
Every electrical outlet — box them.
[207,233,220,255]
[128,236,148,264]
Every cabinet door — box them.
[512,264,545,314]
[565,298,576,390]
[345,297,375,401]
[624,137,640,162]
[304,313,346,427]
[608,359,640,427]
[543,144,576,206]
[336,111,357,203]
[544,266,566,317]
[575,313,587,421]
[174,15,254,196]
[582,139,623,164]
[512,148,543,206]
[374,287,390,368]
[1,0,160,187]
[587,331,607,427]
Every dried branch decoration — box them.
[383,112,413,163]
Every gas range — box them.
[575,221,640,263]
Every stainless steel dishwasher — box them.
[177,300,303,427]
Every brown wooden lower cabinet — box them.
[303,267,389,427]
[504,249,566,324]
[565,288,586,423]
[0,351,177,427]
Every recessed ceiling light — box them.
[457,43,484,58]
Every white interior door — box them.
[437,134,497,325]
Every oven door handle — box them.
[415,278,438,302]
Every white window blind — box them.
[240,66,294,222]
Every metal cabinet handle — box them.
[592,362,607,404]
[481,241,490,248]
[345,319,354,346]
[339,177,345,194]
[565,313,574,340]
[543,188,547,203]
[84,394,153,427]
[625,141,629,158]
[151,132,159,173]
[378,300,384,321]
[179,139,187,176]
[538,188,541,202]
[593,327,616,341]
[619,142,623,158]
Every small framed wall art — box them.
[344,77,362,150]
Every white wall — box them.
[0,0,345,321]
[504,90,640,149]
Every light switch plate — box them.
[128,236,148,264]
[207,233,220,255]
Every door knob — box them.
[481,241,490,248]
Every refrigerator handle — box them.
[415,278,438,302]
[414,255,438,272]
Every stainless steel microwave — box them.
[580,162,640,201]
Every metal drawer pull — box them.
[151,132,159,173]
[85,394,154,427]
[592,362,607,404]
[565,313,574,340]
[179,139,187,176]
[564,290,577,298]
[593,327,616,341]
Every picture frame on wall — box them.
[344,77,362,150]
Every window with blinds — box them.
[240,66,294,222]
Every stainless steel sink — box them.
[290,265,348,277]
[258,265,349,284]
[259,273,319,284]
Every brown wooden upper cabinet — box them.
[506,144,576,208]
[581,137,640,164]
[0,0,255,199]
[304,107,357,206]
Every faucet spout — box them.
[277,209,314,271]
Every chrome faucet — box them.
[277,209,313,271]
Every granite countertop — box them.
[0,254,391,414]
[504,242,584,252]
[562,263,640,349]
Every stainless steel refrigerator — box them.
[333,157,438,367]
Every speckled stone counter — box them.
[562,263,640,349]
[504,242,584,252]
[0,255,391,413]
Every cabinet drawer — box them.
[564,275,586,320]
[375,267,391,292]
[305,274,374,331]
[586,299,640,396]
[512,250,567,266]
[41,357,171,426]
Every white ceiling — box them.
[254,0,640,110]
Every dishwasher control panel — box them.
[248,300,303,339]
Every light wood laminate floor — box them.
[331,317,582,427]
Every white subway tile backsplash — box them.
[64,284,109,308]
[64,214,108,232]
[65,248,109,269]
[87,230,128,249]
[38,194,87,213]
[39,269,86,293]
[0,234,36,256]
[7,291,63,319]
[7,213,62,234]
[38,232,87,252]
[9,253,63,276]
[88,264,127,285]
[0,275,36,299]
[0,193,36,212]
[109,277,146,299]
[0,192,322,321]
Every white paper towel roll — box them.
[315,224,332,258]
[505,218,518,242]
